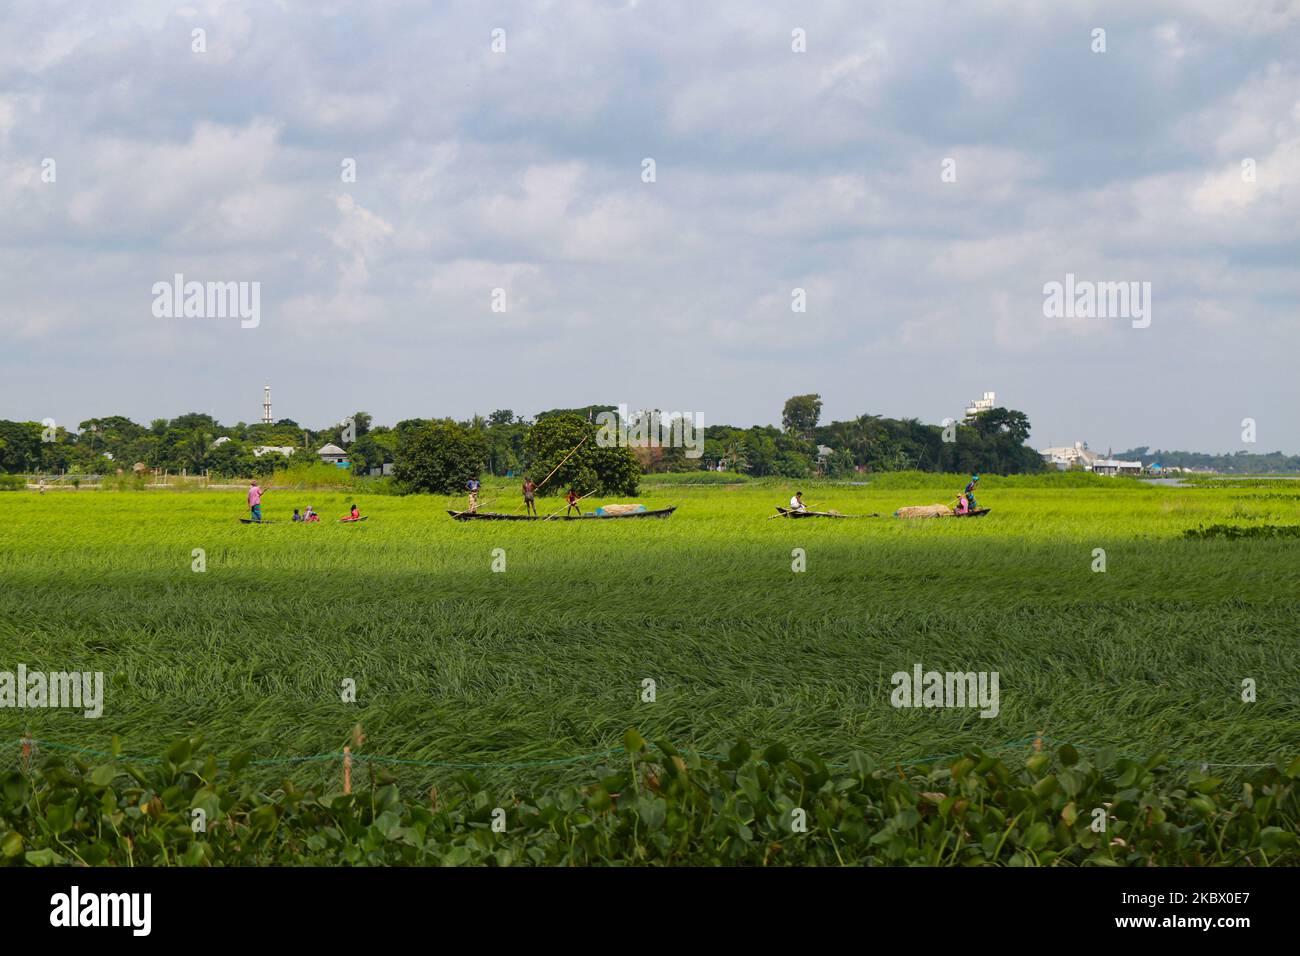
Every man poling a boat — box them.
[565,487,583,516]
[522,476,537,516]
[963,474,980,511]
[247,480,264,522]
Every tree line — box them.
[0,394,1048,489]
[1116,447,1300,474]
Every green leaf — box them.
[88,764,116,787]
[623,728,646,755]
[166,737,192,764]
[25,848,64,867]
[1,831,23,858]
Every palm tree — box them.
[185,430,211,473]
[723,440,749,473]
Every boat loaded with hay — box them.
[894,504,990,518]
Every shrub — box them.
[2,734,1295,866]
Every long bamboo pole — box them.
[534,435,588,493]
[542,488,598,521]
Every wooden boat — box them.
[448,506,677,522]
[773,507,874,519]
[339,516,369,522]
[238,518,278,524]
[954,508,991,518]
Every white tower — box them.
[262,385,272,424]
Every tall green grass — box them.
[2,479,1297,792]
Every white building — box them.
[964,391,997,419]
[1089,459,1143,477]
[1039,441,1101,470]
[316,443,348,466]
[253,446,295,458]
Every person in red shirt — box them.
[565,488,582,516]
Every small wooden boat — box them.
[954,508,991,518]
[339,516,369,522]
[448,506,677,522]
[773,507,874,519]
[238,518,278,524]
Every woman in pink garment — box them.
[247,481,264,522]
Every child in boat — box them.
[565,488,582,516]
[344,503,360,521]
[292,508,303,522]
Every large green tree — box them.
[393,420,487,494]
[781,394,823,441]
[524,414,639,497]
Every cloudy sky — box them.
[2,0,1298,452]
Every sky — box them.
[1,0,1298,453]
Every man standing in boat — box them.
[522,476,537,515]
[466,476,481,513]
[963,474,980,511]
[248,480,264,522]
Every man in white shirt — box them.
[789,491,807,512]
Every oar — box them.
[542,488,598,521]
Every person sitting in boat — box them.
[955,494,970,515]
[292,508,303,522]
[789,491,808,513]
[522,476,537,516]
[304,505,319,522]
[346,503,360,521]
[963,474,980,510]
[565,488,582,516]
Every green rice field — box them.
[2,474,1298,790]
